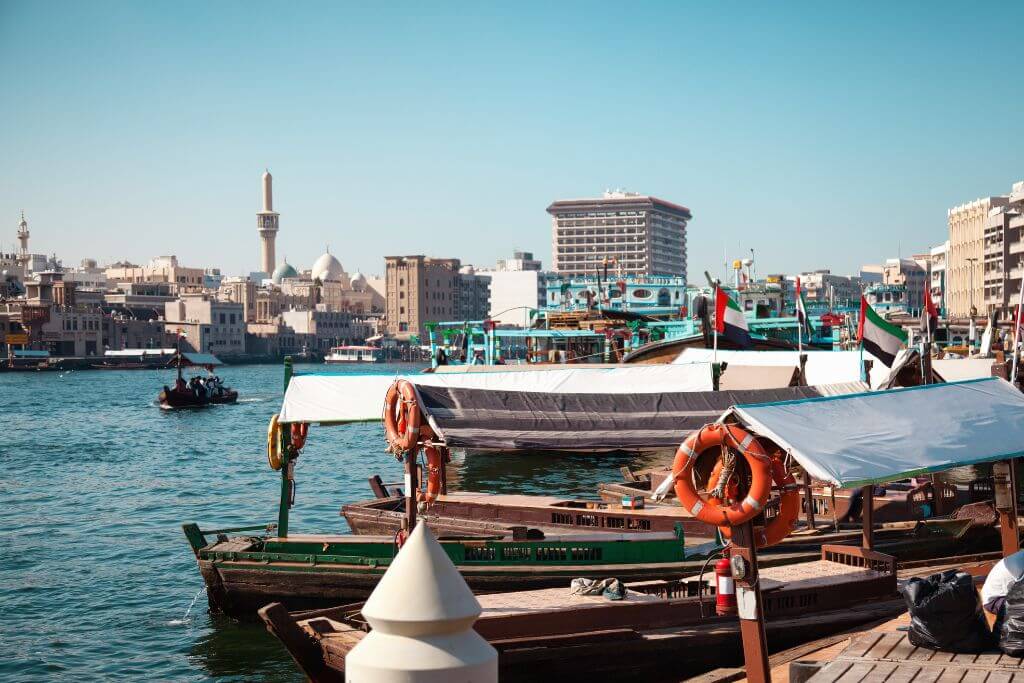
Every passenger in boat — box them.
[982,550,1024,616]
[435,348,448,366]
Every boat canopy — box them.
[180,352,224,367]
[725,377,1024,488]
[932,358,996,382]
[277,364,717,424]
[105,348,176,357]
[673,349,889,388]
[415,383,866,451]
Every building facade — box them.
[456,267,491,321]
[164,294,246,356]
[548,191,692,278]
[929,241,949,315]
[882,258,927,314]
[384,255,462,339]
[280,306,374,352]
[794,270,863,307]
[949,195,1008,318]
[983,181,1024,320]
[105,255,205,294]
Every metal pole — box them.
[731,521,770,683]
[404,448,419,532]
[803,469,816,531]
[277,355,295,538]
[862,485,874,550]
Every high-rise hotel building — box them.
[547,191,692,279]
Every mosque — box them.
[255,170,382,320]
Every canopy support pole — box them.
[277,356,295,538]
[802,469,816,531]
[994,459,1019,558]
[404,449,419,532]
[732,521,770,683]
[861,485,874,550]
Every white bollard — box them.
[345,523,498,682]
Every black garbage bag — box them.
[998,577,1024,656]
[901,569,992,653]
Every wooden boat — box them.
[258,546,1004,682]
[157,351,237,409]
[181,522,735,618]
[599,466,996,525]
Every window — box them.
[219,313,226,324]
[229,313,236,324]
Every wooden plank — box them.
[836,662,884,682]
[884,663,925,683]
[886,635,919,662]
[860,662,899,681]
[908,644,940,662]
[811,661,853,682]
[845,632,886,658]
[958,670,990,683]
[935,668,966,683]
[865,632,905,660]
[986,672,1015,683]
[951,653,980,666]
[911,668,943,683]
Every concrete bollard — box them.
[345,523,498,682]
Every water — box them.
[0,363,670,681]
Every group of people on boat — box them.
[175,374,227,399]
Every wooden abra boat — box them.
[182,522,727,618]
[258,545,927,682]
[158,351,237,409]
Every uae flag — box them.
[920,285,938,338]
[715,287,751,348]
[795,277,811,334]
[858,296,907,367]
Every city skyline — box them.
[2,2,1023,277]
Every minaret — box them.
[16,211,29,266]
[257,170,279,275]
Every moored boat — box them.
[323,345,382,364]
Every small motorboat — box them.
[158,351,238,409]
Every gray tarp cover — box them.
[416,384,839,451]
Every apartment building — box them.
[548,190,692,278]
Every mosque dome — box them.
[350,272,367,291]
[271,260,299,284]
[311,250,346,283]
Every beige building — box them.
[385,255,461,339]
[548,190,692,278]
[105,255,205,294]
[164,294,245,356]
[219,277,257,322]
[948,196,1008,318]
[984,181,1024,319]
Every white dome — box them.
[311,251,346,282]
[350,271,367,291]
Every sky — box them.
[2,1,1023,280]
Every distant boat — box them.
[157,351,238,409]
[323,345,383,364]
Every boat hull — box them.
[158,388,238,409]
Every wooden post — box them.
[277,355,295,538]
[404,448,419,531]
[731,521,770,683]
[862,485,874,550]
[803,468,816,531]
[994,459,1020,557]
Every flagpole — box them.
[1011,277,1024,385]
[713,285,719,364]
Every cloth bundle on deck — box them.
[901,570,993,653]
[570,577,626,601]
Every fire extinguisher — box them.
[715,555,737,615]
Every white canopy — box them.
[672,349,890,388]
[933,358,996,382]
[728,377,1024,488]
[278,364,715,424]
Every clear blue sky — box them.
[2,1,1022,279]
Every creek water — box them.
[1,362,669,681]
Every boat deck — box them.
[474,559,886,618]
[431,491,699,519]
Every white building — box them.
[164,294,246,356]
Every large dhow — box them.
[183,362,743,618]
[258,378,1024,682]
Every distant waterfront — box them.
[1,362,670,681]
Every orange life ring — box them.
[383,380,421,453]
[671,423,772,527]
[711,453,801,548]
[418,445,448,505]
[290,422,309,450]
[267,414,283,471]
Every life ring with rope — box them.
[670,423,773,528]
[708,448,801,548]
[418,445,450,505]
[383,380,421,454]
[267,414,284,471]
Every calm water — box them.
[1,363,669,681]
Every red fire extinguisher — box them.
[715,556,737,615]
